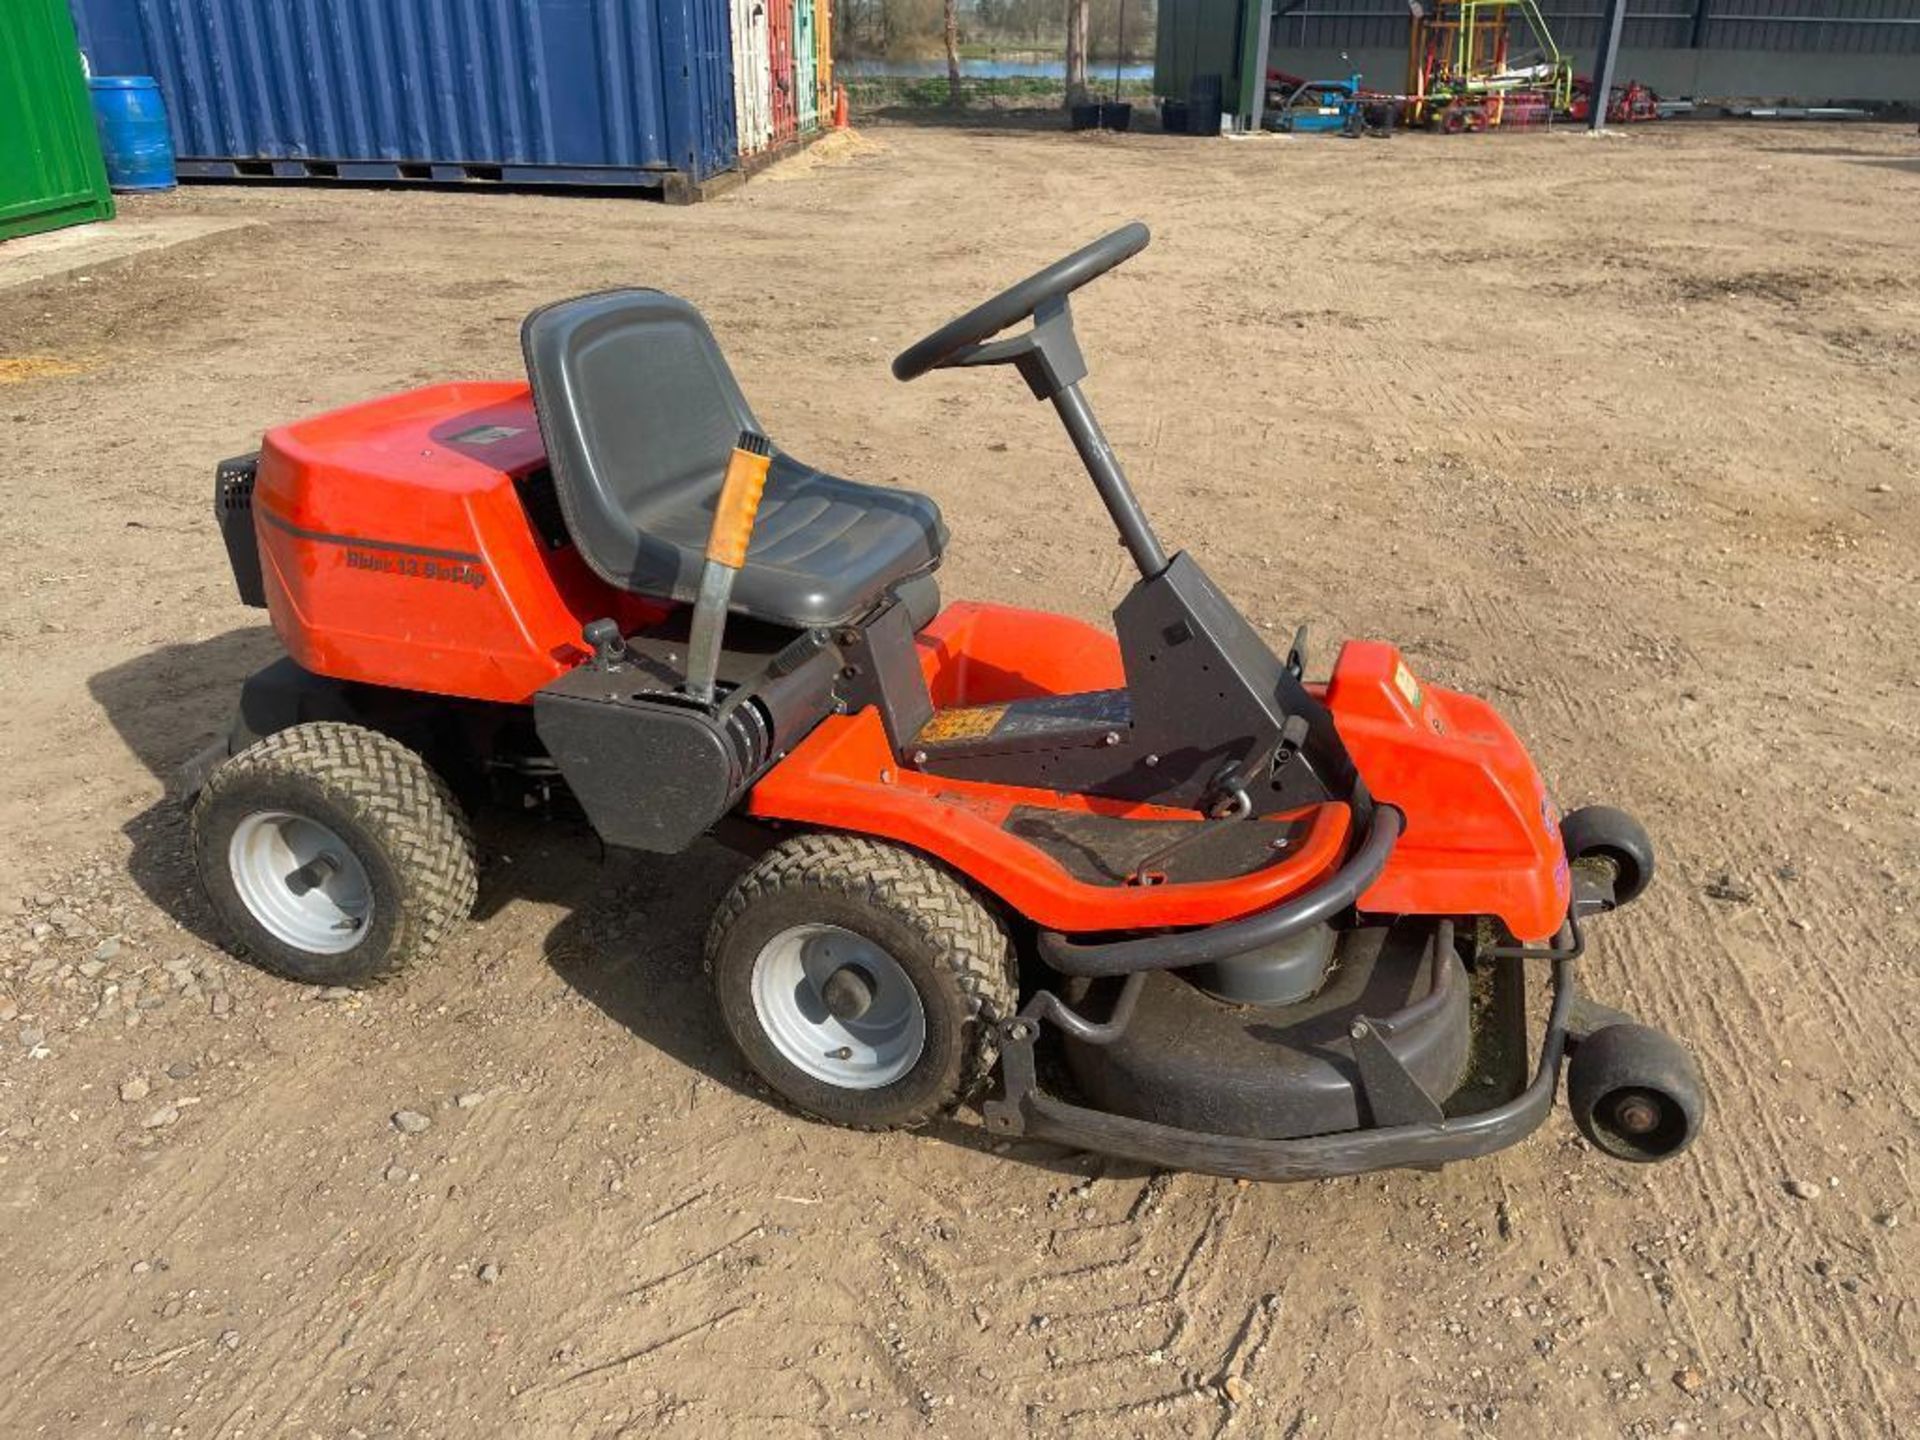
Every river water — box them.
[837,57,1154,82]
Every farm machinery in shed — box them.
[1266,70,1368,135]
[1406,0,1573,130]
[1253,0,1662,137]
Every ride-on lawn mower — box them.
[182,224,1705,1180]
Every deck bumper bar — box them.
[983,956,1577,1183]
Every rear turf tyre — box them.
[191,722,478,988]
[706,834,1018,1131]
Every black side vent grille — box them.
[214,451,267,608]
[216,453,258,512]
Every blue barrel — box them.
[87,76,175,191]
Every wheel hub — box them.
[749,924,926,1089]
[820,964,877,1021]
[285,852,341,896]
[228,810,373,955]
[1607,1088,1664,1138]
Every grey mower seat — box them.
[521,289,946,628]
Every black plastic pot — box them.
[1188,73,1224,135]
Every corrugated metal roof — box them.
[1184,0,1920,62]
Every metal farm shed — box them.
[1156,0,1920,119]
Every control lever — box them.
[684,431,773,704]
[1284,624,1310,680]
[582,617,626,670]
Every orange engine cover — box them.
[253,382,667,704]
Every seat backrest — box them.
[521,289,759,592]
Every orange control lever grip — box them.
[707,432,773,569]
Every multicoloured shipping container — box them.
[732,0,774,154]
[62,0,833,197]
[732,0,834,157]
[815,0,834,122]
[768,0,796,144]
[794,0,818,130]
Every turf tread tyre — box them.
[191,722,477,987]
[706,833,1018,1130]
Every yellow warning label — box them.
[917,705,1009,744]
[1393,660,1423,709]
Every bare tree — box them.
[945,0,963,107]
[1064,0,1090,107]
[1089,0,1150,63]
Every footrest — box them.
[1004,805,1315,887]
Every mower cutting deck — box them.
[183,223,1704,1180]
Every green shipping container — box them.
[0,0,114,243]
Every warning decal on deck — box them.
[917,705,1009,745]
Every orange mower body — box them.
[188,224,1702,1182]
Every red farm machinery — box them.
[1406,0,1573,131]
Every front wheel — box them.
[1567,1022,1705,1162]
[191,722,478,987]
[706,834,1018,1130]
[1561,805,1655,907]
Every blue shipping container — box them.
[67,0,738,193]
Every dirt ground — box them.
[1,119,1916,1438]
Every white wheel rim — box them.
[227,810,373,955]
[749,923,927,1089]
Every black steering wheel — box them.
[892,222,1150,382]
